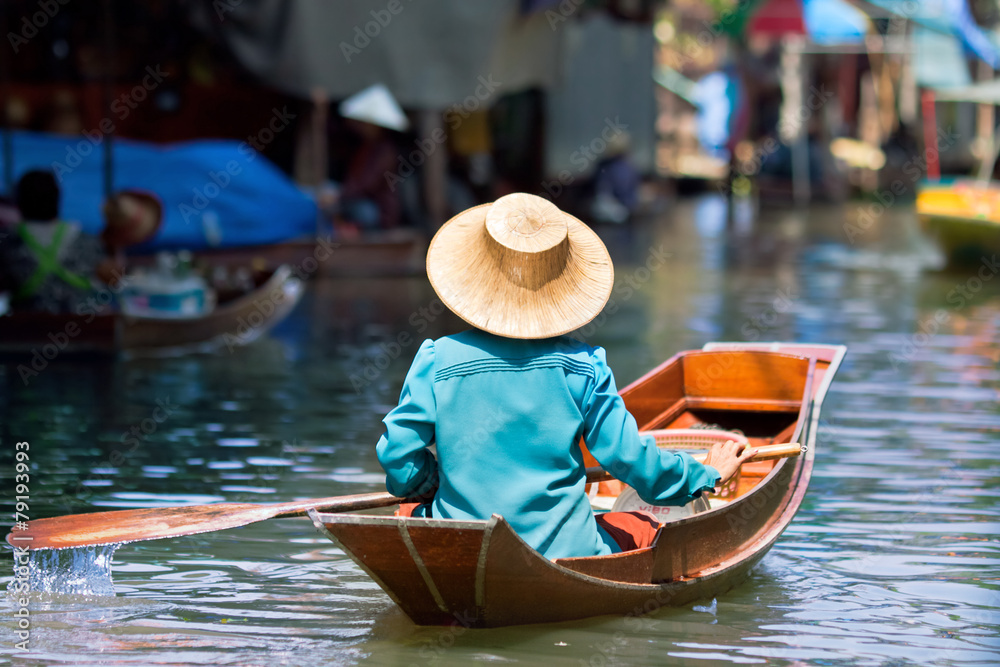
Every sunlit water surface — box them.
[2,195,998,666]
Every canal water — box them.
[2,195,998,666]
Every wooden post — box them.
[921,90,940,182]
[1,4,13,194]
[780,35,810,206]
[310,88,329,237]
[419,109,447,230]
[101,0,116,200]
[858,71,880,192]
[975,60,995,182]
[898,23,917,127]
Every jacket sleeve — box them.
[375,339,439,498]
[581,347,720,506]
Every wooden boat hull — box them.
[127,231,426,279]
[310,343,846,627]
[917,181,1000,264]
[0,265,304,356]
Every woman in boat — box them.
[304,84,406,235]
[376,193,755,560]
[0,170,111,313]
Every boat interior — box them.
[583,349,815,516]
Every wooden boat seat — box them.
[554,542,659,584]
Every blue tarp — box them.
[803,0,869,45]
[1,130,318,251]
[694,71,734,159]
[694,68,745,159]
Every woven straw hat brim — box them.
[427,203,614,339]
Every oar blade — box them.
[5,491,405,551]
[6,503,277,551]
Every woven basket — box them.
[644,428,748,500]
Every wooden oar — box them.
[7,443,799,551]
[6,491,406,552]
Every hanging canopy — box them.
[715,0,868,44]
[931,78,1000,103]
[915,27,974,89]
[187,0,557,109]
[803,0,870,45]
[746,0,806,36]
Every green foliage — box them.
[706,0,765,39]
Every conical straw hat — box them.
[426,193,614,339]
[339,83,409,132]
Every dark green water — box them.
[2,195,999,666]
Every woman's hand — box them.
[700,440,757,490]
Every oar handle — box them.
[272,491,405,518]
[583,442,801,484]
[733,442,802,462]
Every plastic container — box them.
[120,252,214,318]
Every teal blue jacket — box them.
[376,330,720,559]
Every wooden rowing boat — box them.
[309,342,845,628]
[0,265,304,357]
[917,180,1000,265]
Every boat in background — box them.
[916,179,1000,264]
[127,230,426,279]
[310,342,846,628]
[0,265,304,357]
[917,82,1000,266]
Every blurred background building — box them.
[2,0,1000,251]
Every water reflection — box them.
[1,195,998,665]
